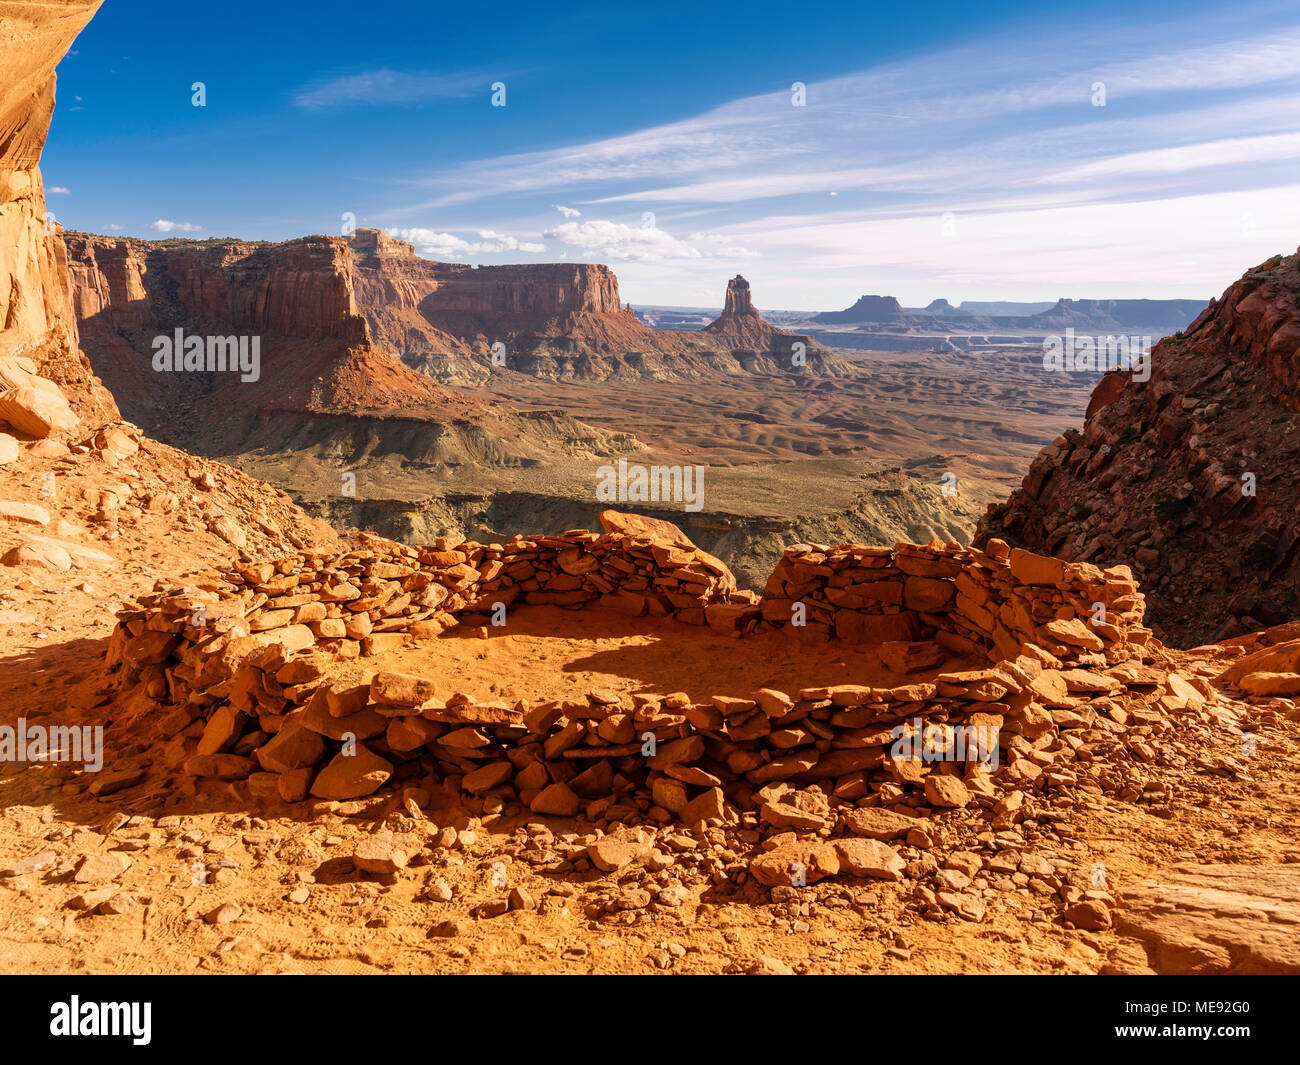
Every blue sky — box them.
[42,0,1300,308]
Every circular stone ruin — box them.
[101,517,1183,864]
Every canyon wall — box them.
[65,229,848,385]
[67,234,369,345]
[0,0,116,422]
[351,228,626,319]
[979,249,1300,646]
[62,230,632,468]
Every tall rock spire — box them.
[722,275,756,317]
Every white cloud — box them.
[543,220,700,262]
[685,231,760,258]
[105,223,123,230]
[689,183,1300,304]
[387,227,544,259]
[47,186,70,195]
[294,69,485,110]
[1037,131,1300,184]
[150,219,202,232]
[542,219,757,262]
[372,8,1300,302]
[398,21,1300,214]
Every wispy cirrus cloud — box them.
[293,68,490,110]
[1036,131,1300,184]
[387,227,544,258]
[376,8,1300,303]
[401,24,1300,211]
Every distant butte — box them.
[64,230,849,386]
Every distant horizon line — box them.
[58,226,1217,315]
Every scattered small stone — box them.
[426,877,454,902]
[204,902,241,925]
[1065,899,1112,931]
[429,918,468,938]
[0,851,58,878]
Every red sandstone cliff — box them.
[65,230,847,385]
[344,232,844,380]
[978,248,1300,646]
[61,230,632,465]
[0,0,116,423]
[0,2,344,564]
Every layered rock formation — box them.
[62,230,632,465]
[979,249,1300,646]
[7,3,1300,977]
[0,0,116,425]
[341,241,845,381]
[697,274,825,363]
[65,230,847,386]
[806,293,1201,335]
[1023,298,1208,333]
[718,274,754,317]
[814,295,905,324]
[0,3,343,575]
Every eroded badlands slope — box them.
[980,251,1300,646]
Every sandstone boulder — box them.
[1116,864,1300,974]
[1,539,70,570]
[0,384,77,438]
[842,806,916,840]
[0,501,49,526]
[1238,671,1300,697]
[833,838,905,880]
[308,745,393,800]
[749,840,839,887]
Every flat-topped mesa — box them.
[60,229,638,468]
[813,294,905,324]
[344,227,628,321]
[103,526,1166,823]
[66,229,852,383]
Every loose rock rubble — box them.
[83,514,1285,949]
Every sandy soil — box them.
[371,605,981,705]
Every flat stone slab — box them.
[1114,863,1300,974]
